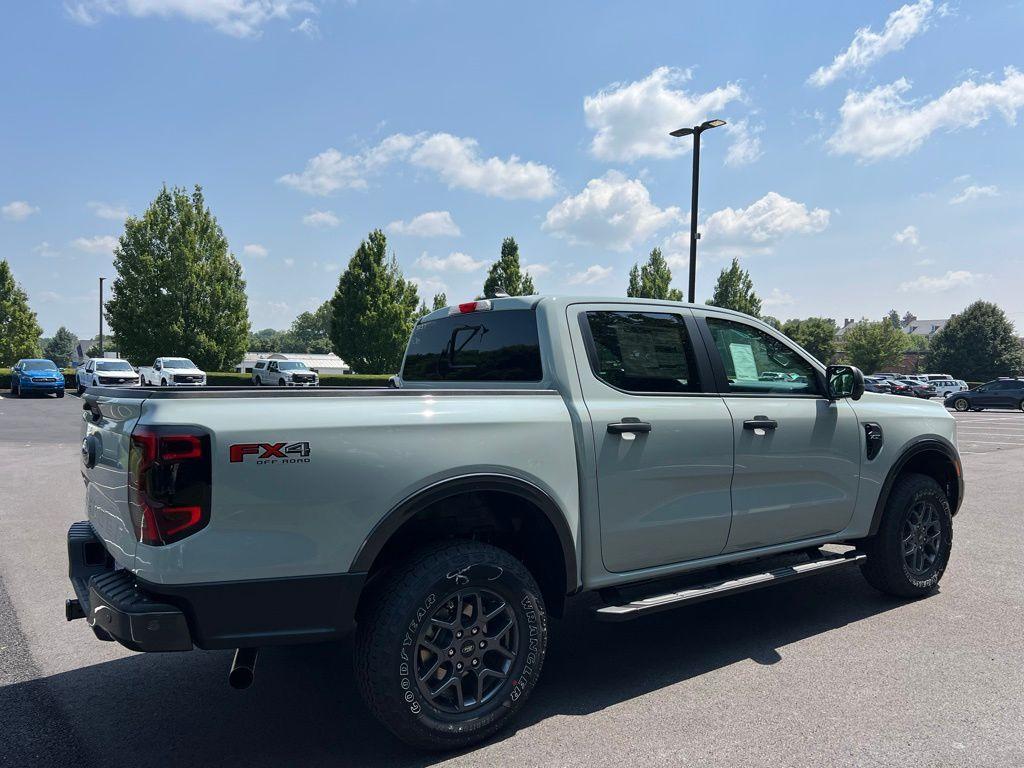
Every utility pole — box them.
[98,277,105,357]
[669,119,726,303]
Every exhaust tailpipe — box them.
[228,647,259,690]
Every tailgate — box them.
[81,394,145,569]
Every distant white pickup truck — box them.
[138,357,207,387]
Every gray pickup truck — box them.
[67,296,962,750]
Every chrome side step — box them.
[595,551,867,621]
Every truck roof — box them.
[419,295,761,324]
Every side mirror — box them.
[826,365,865,401]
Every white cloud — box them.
[828,67,1024,161]
[949,184,999,204]
[415,251,486,273]
[724,119,763,167]
[2,200,39,221]
[88,201,129,220]
[291,17,319,38]
[280,132,555,200]
[683,191,831,258]
[243,243,268,258]
[808,1,939,88]
[283,258,295,267]
[899,270,986,293]
[65,0,316,38]
[762,288,795,308]
[32,242,59,258]
[893,225,920,247]
[524,262,551,275]
[279,134,419,195]
[302,209,340,228]
[568,265,615,285]
[71,235,118,254]
[542,171,681,251]
[408,133,556,200]
[409,275,448,297]
[584,66,744,161]
[388,210,461,237]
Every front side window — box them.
[584,311,699,394]
[706,317,821,395]
[403,309,542,382]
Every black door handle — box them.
[607,419,652,435]
[743,417,778,430]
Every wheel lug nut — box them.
[456,662,463,670]
[472,659,479,667]
[479,640,486,648]
[455,630,463,638]
[471,627,478,635]
[448,649,455,657]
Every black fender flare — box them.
[868,437,963,536]
[350,473,579,594]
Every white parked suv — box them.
[929,379,967,398]
[251,359,319,387]
[138,357,207,387]
[75,358,139,395]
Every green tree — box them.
[289,302,332,353]
[706,258,762,317]
[0,259,42,365]
[760,315,782,330]
[105,185,250,370]
[928,300,1024,380]
[841,320,907,373]
[43,326,78,367]
[248,328,284,353]
[482,237,536,297]
[329,230,420,373]
[886,309,901,329]
[626,247,683,301]
[781,317,839,364]
[432,292,447,310]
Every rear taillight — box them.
[129,425,212,546]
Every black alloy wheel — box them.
[414,588,518,714]
[901,500,942,577]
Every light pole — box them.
[669,119,726,303]
[98,277,105,357]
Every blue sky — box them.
[2,1,1022,337]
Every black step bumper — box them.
[66,522,366,651]
[67,522,193,652]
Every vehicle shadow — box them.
[1,568,915,768]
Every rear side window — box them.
[706,317,821,395]
[403,309,542,382]
[583,311,699,393]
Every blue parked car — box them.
[9,359,66,398]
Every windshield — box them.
[162,359,197,369]
[96,361,134,372]
[277,362,309,370]
[23,361,59,371]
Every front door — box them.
[697,312,862,552]
[570,304,735,573]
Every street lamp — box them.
[98,277,105,357]
[669,118,726,303]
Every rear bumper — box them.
[67,522,365,651]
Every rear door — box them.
[81,394,145,569]
[569,303,735,572]
[695,310,862,552]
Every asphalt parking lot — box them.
[1,392,1022,768]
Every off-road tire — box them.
[354,540,548,751]
[860,473,953,597]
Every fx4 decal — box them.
[230,442,311,465]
